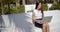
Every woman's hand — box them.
[35,20,43,24]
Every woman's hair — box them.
[35,2,42,9]
[35,2,39,9]
[35,2,43,14]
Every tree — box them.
[53,0,57,4]
[22,0,25,5]
[5,0,18,14]
[0,0,19,14]
[13,0,19,10]
[0,0,4,15]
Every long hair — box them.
[35,2,43,14]
[35,2,39,9]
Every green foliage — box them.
[42,4,48,11]
[0,0,9,4]
[10,5,25,14]
[4,6,8,14]
[19,5,25,13]
[46,0,53,3]
[13,0,18,2]
[0,0,18,4]
[0,5,25,15]
[0,0,19,15]
[0,0,2,2]
[49,4,60,10]
[7,0,18,3]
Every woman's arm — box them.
[32,12,38,22]
[32,12,35,22]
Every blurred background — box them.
[0,0,60,15]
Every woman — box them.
[32,2,49,32]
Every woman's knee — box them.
[43,22,49,27]
[46,23,49,27]
[43,23,46,27]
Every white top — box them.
[33,9,42,19]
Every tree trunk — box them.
[1,3,4,15]
[53,0,57,4]
[22,0,25,5]
[8,3,10,14]
[15,2,18,11]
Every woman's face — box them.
[37,3,41,9]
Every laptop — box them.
[42,16,53,23]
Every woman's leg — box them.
[42,23,47,32]
[46,23,50,32]
[42,22,50,32]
